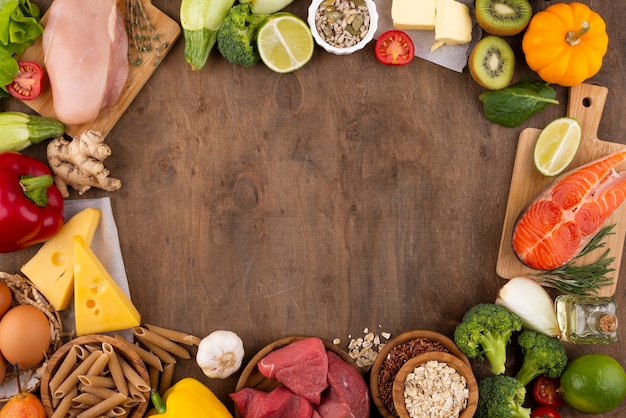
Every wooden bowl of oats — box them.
[392,351,478,418]
[370,330,470,417]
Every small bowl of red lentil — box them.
[392,351,478,418]
[307,0,378,55]
[369,330,471,417]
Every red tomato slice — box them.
[533,376,564,407]
[374,30,414,66]
[7,61,44,100]
[531,406,561,418]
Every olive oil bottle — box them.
[555,295,618,344]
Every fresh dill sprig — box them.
[534,224,616,295]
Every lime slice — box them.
[533,117,582,176]
[257,13,314,73]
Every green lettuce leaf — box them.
[0,0,43,95]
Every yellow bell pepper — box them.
[146,377,233,417]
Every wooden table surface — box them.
[2,0,625,416]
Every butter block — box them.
[21,207,102,310]
[392,0,436,30]
[434,0,472,46]
[73,236,141,336]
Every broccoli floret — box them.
[515,329,568,386]
[476,375,531,418]
[453,303,523,375]
[217,4,269,67]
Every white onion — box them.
[495,277,561,338]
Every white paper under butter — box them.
[375,0,481,72]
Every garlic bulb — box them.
[496,277,561,338]
[196,330,245,379]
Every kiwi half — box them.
[468,36,515,90]
[475,0,532,36]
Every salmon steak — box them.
[512,149,626,271]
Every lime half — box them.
[257,13,314,73]
[534,117,582,176]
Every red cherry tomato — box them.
[533,376,564,407]
[6,61,43,100]
[531,406,561,418]
[374,30,414,66]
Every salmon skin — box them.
[512,149,626,271]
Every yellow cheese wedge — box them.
[392,0,436,30]
[73,236,141,336]
[433,0,472,48]
[21,208,102,311]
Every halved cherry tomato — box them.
[6,61,44,100]
[533,376,564,407]
[374,30,414,66]
[531,406,561,418]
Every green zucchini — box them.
[180,0,236,70]
[0,112,65,152]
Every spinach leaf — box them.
[479,78,559,128]
[0,0,43,96]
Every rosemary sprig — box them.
[126,0,169,67]
[534,224,616,295]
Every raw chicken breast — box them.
[43,0,129,125]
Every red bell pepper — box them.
[0,151,64,253]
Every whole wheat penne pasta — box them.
[119,356,151,392]
[127,382,147,403]
[121,398,140,408]
[140,340,177,365]
[114,334,163,371]
[145,324,202,346]
[73,344,89,360]
[76,392,126,418]
[104,406,127,416]
[158,362,175,396]
[103,343,129,396]
[71,392,104,406]
[49,347,78,394]
[86,351,109,376]
[84,344,101,353]
[148,365,160,390]
[54,350,104,399]
[68,407,87,417]
[78,375,116,389]
[51,386,77,418]
[81,385,121,399]
[134,327,190,359]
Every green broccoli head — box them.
[515,329,568,386]
[454,303,523,375]
[476,375,531,418]
[217,4,269,67]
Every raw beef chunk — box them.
[316,351,370,418]
[230,386,313,418]
[257,337,329,404]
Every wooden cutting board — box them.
[496,83,626,296]
[17,0,181,139]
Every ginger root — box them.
[47,130,121,197]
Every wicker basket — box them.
[0,272,63,402]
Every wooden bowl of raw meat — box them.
[370,330,470,417]
[392,351,478,418]
[233,335,365,418]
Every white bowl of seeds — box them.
[307,0,378,55]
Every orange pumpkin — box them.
[522,2,608,87]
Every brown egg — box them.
[0,305,50,369]
[0,281,12,319]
